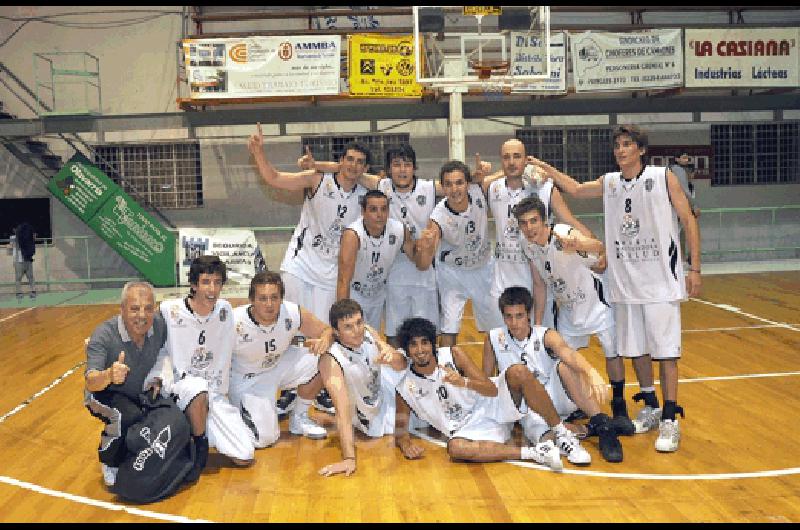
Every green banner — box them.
[48,153,176,286]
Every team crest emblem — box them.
[388,234,396,245]
[645,178,654,192]
[352,281,362,292]
[417,195,426,206]
[133,425,171,471]
[552,278,567,295]
[620,214,640,237]
[285,318,293,331]
[475,198,483,209]
[191,347,213,369]
[533,339,541,351]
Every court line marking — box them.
[0,307,34,324]
[409,429,800,480]
[0,475,211,523]
[0,361,85,425]
[690,297,799,332]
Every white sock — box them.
[293,397,313,417]
[640,386,656,394]
[520,446,539,460]
[552,422,569,438]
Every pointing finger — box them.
[305,144,312,156]
[256,122,263,136]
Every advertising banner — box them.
[510,32,568,93]
[183,36,341,98]
[685,28,799,88]
[571,29,683,92]
[348,34,422,97]
[48,153,176,286]
[179,228,263,285]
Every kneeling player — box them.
[317,299,407,477]
[230,272,334,448]
[393,317,579,471]
[484,287,623,463]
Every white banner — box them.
[510,32,567,93]
[179,228,263,285]
[183,36,341,98]
[685,28,799,88]
[570,29,683,92]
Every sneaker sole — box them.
[290,429,327,440]
[655,442,679,452]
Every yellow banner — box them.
[348,34,422,97]
[463,6,502,16]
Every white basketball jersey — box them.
[489,325,557,385]
[602,166,686,303]
[281,173,367,287]
[488,177,554,296]
[430,184,491,270]
[231,301,302,378]
[522,224,612,336]
[346,217,405,300]
[161,297,235,394]
[328,329,384,422]
[378,177,436,288]
[396,347,478,438]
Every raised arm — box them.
[413,220,441,271]
[528,155,603,199]
[336,228,359,301]
[248,122,321,191]
[549,187,595,238]
[666,168,702,297]
[400,225,416,262]
[555,227,605,256]
[530,260,546,326]
[448,346,498,397]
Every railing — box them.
[2,205,798,293]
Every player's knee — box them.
[506,363,530,387]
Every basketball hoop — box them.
[468,59,510,80]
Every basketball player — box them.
[249,122,369,414]
[336,189,417,330]
[513,196,635,435]
[84,281,174,487]
[230,271,335,448]
[248,122,368,324]
[150,255,254,473]
[528,125,701,452]
[484,139,594,328]
[317,299,407,477]
[484,287,623,463]
[393,317,566,471]
[415,160,502,347]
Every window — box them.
[516,127,616,182]
[93,141,203,209]
[300,133,411,174]
[711,123,799,186]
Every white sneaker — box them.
[555,429,592,465]
[655,419,681,452]
[101,463,118,487]
[632,406,662,434]
[529,440,563,472]
[289,411,327,440]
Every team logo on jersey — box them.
[504,218,520,240]
[219,308,227,322]
[551,277,567,295]
[169,305,185,327]
[417,195,426,206]
[620,214,640,237]
[533,338,542,351]
[285,318,293,331]
[388,234,396,245]
[645,178,654,192]
[240,332,252,343]
[191,347,213,369]
[496,330,509,350]
[475,197,483,209]
[244,373,256,380]
[608,178,617,197]
[324,180,336,199]
[133,425,171,472]
[352,281,362,293]
[312,234,323,248]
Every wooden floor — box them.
[1,271,799,522]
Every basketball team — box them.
[84,122,701,486]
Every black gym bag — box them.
[112,392,196,504]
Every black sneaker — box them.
[564,409,588,423]
[594,417,623,463]
[276,389,297,418]
[185,435,209,483]
[313,389,335,414]
[610,397,636,436]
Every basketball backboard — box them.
[413,6,550,89]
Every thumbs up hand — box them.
[110,350,129,385]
